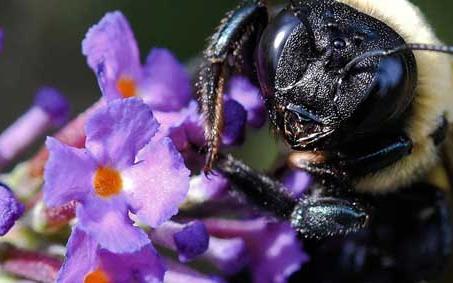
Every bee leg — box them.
[290,193,370,239]
[216,153,371,239]
[215,153,297,218]
[289,134,413,179]
[196,0,268,171]
[336,134,413,176]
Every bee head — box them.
[256,0,417,150]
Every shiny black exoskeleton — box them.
[196,0,452,281]
[292,183,452,283]
[257,3,416,155]
[198,0,423,175]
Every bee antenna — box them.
[339,43,453,77]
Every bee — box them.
[196,0,453,281]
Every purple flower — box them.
[34,87,71,127]
[203,236,248,275]
[227,76,266,128]
[57,226,165,283]
[165,260,226,283]
[82,11,191,110]
[281,168,312,199]
[220,77,266,146]
[151,101,207,170]
[43,98,190,253]
[82,12,264,150]
[222,100,247,146]
[143,48,192,111]
[173,221,209,262]
[187,173,229,204]
[153,95,248,155]
[0,183,24,236]
[0,28,3,53]
[0,87,69,168]
[153,101,205,151]
[151,220,209,262]
[205,218,309,283]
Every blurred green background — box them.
[0,0,452,282]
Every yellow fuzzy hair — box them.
[336,0,453,192]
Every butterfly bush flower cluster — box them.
[0,11,311,283]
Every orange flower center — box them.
[93,167,122,197]
[84,268,110,283]
[116,76,137,98]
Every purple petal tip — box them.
[206,237,248,274]
[281,169,312,198]
[222,100,247,146]
[174,221,209,262]
[0,28,3,53]
[34,87,70,126]
[228,76,265,128]
[0,183,24,236]
[143,48,192,111]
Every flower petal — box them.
[43,137,95,207]
[151,220,209,262]
[147,102,204,170]
[0,28,3,53]
[82,11,141,100]
[85,98,159,169]
[222,100,247,146]
[228,76,265,128]
[153,109,189,151]
[187,173,228,203]
[100,242,165,283]
[0,184,24,236]
[252,222,309,283]
[153,101,205,151]
[77,195,150,253]
[183,101,205,146]
[141,48,191,111]
[281,169,311,199]
[58,227,164,283]
[205,218,309,283]
[56,227,98,283]
[165,260,226,283]
[173,221,209,262]
[34,87,70,127]
[123,137,189,227]
[203,237,248,274]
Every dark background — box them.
[0,1,452,282]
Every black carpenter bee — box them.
[196,0,453,281]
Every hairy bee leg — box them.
[291,196,370,239]
[196,0,268,171]
[290,135,413,178]
[199,62,225,171]
[216,153,296,218]
[216,154,371,239]
[287,156,350,187]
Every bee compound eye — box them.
[257,10,302,97]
